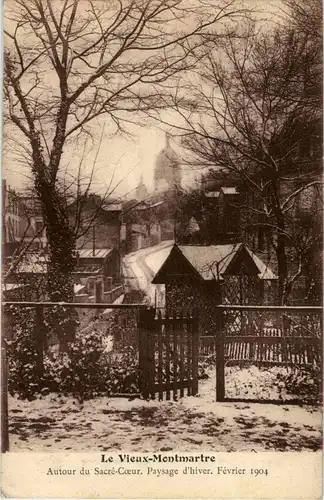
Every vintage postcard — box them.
[1,0,322,498]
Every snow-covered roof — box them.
[103,203,122,211]
[152,243,277,283]
[178,244,277,280]
[205,191,220,198]
[245,247,277,280]
[220,187,239,195]
[134,201,165,210]
[74,284,86,294]
[178,244,241,280]
[77,248,112,259]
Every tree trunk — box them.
[37,181,78,350]
[276,231,288,305]
[271,180,289,305]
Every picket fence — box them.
[138,308,199,401]
[199,307,322,367]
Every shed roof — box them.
[77,248,112,259]
[178,243,241,280]
[102,203,122,211]
[244,247,277,280]
[220,186,239,195]
[152,243,277,283]
[205,191,220,198]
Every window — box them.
[35,221,43,233]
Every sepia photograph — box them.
[1,0,322,497]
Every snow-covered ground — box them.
[122,241,173,304]
[8,367,321,453]
[17,244,315,454]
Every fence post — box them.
[1,335,9,453]
[138,307,155,400]
[191,310,199,396]
[35,305,45,383]
[215,307,225,402]
[147,307,156,399]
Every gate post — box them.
[138,307,155,400]
[215,306,225,402]
[191,309,199,396]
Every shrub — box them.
[276,365,322,404]
[8,323,141,401]
[6,307,40,400]
[105,345,140,395]
[42,330,107,400]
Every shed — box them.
[152,243,276,308]
[76,248,116,277]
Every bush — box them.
[276,365,322,404]
[42,330,107,400]
[105,345,140,395]
[6,307,40,400]
[8,326,141,401]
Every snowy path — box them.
[8,369,321,452]
[122,241,173,304]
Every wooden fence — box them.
[2,301,145,454]
[2,301,322,451]
[138,308,199,401]
[214,305,323,402]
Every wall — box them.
[4,184,24,243]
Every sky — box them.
[3,121,189,198]
[2,0,282,199]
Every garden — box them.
[4,289,322,453]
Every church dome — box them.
[154,134,181,192]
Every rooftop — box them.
[103,203,122,212]
[205,191,220,198]
[220,187,239,195]
[178,243,240,280]
[77,248,112,259]
[152,243,277,283]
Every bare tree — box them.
[282,0,322,41]
[162,10,322,303]
[4,0,248,319]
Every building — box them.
[154,133,181,194]
[152,243,277,314]
[134,175,149,202]
[2,181,47,257]
[71,195,123,281]
[121,133,182,253]
[19,194,47,250]
[3,181,24,249]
